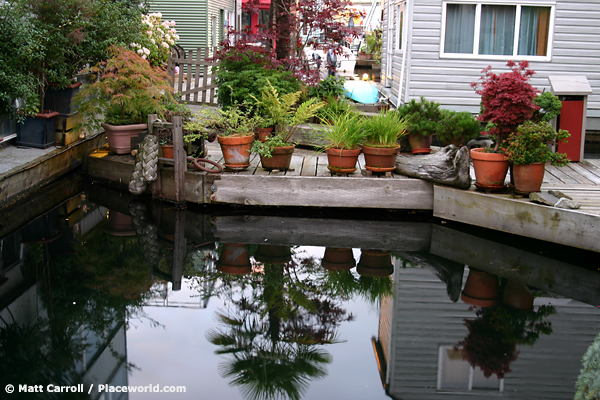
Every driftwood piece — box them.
[395,145,472,189]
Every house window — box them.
[442,2,553,59]
[437,346,504,391]
[395,1,405,51]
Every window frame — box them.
[440,0,555,61]
[395,0,407,52]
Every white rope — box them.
[129,135,159,195]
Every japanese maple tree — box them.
[471,60,540,152]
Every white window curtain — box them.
[444,4,476,54]
[479,5,515,55]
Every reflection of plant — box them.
[457,304,556,378]
[575,331,600,400]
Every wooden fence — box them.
[167,47,219,106]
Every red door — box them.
[557,99,584,162]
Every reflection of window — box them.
[437,346,504,391]
[395,2,405,51]
[442,2,552,58]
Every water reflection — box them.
[1,183,600,400]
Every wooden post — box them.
[171,209,186,291]
[172,116,186,204]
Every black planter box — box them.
[43,82,82,117]
[16,111,59,148]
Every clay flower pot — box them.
[362,145,399,172]
[260,145,295,170]
[104,211,136,237]
[470,148,510,191]
[255,127,274,142]
[218,134,254,170]
[357,249,393,276]
[254,245,292,264]
[511,162,545,194]
[408,133,433,154]
[326,148,362,173]
[502,279,534,310]
[461,268,500,307]
[217,244,252,275]
[322,248,356,271]
[102,122,148,155]
[161,145,174,159]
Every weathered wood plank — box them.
[562,163,597,185]
[315,155,331,177]
[285,154,304,176]
[545,164,584,184]
[211,215,433,251]
[301,155,317,176]
[433,185,600,252]
[430,225,600,305]
[211,175,434,209]
[577,160,600,181]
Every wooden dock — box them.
[86,140,600,252]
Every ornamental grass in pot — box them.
[361,110,408,173]
[251,80,324,170]
[73,45,176,154]
[504,121,570,194]
[313,110,365,173]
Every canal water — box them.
[1,176,599,400]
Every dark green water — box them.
[1,180,599,400]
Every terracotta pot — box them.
[322,248,356,271]
[104,211,136,237]
[102,122,147,154]
[362,145,399,172]
[326,147,361,173]
[408,133,433,154]
[356,250,393,276]
[255,127,274,142]
[161,145,174,159]
[218,134,254,170]
[461,268,500,307]
[217,244,252,275]
[512,162,545,194]
[470,148,510,191]
[260,145,295,170]
[502,279,534,310]
[254,245,292,264]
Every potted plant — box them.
[436,109,482,147]
[154,99,193,159]
[470,61,540,190]
[308,76,346,100]
[504,121,570,194]
[73,45,176,154]
[314,110,365,173]
[361,110,408,172]
[395,96,441,154]
[251,81,324,170]
[316,96,358,124]
[213,106,260,170]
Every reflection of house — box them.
[374,263,598,399]
[379,1,600,129]
[0,200,128,400]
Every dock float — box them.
[86,141,600,252]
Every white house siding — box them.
[384,266,600,400]
[381,0,600,129]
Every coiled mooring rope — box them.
[129,134,159,195]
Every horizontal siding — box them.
[385,267,600,400]
[380,0,600,124]
[149,0,209,51]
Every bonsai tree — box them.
[503,121,570,166]
[471,60,540,152]
[436,109,482,146]
[575,332,600,400]
[532,91,563,123]
[73,45,176,133]
[396,96,441,139]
